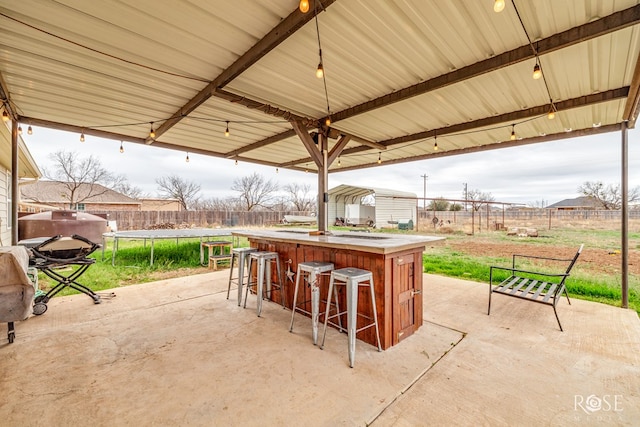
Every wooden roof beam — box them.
[623,54,640,128]
[334,124,622,172]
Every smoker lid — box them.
[19,210,106,222]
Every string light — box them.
[276,167,279,174]
[377,152,382,164]
[316,60,324,79]
[493,0,505,12]
[235,159,238,166]
[80,131,85,142]
[185,152,190,163]
[325,116,331,126]
[149,122,156,139]
[510,124,516,140]
[547,102,556,120]
[532,60,542,80]
[119,141,124,153]
[225,121,230,137]
[1,110,8,122]
[338,157,341,166]
[27,125,33,135]
[18,125,22,135]
[299,0,310,13]
[433,130,438,151]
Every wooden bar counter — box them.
[233,229,443,350]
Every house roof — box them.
[0,1,638,174]
[546,196,605,209]
[20,180,140,205]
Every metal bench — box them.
[488,244,583,331]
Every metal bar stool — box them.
[320,267,382,368]
[227,247,258,306]
[289,261,336,345]
[244,251,285,317]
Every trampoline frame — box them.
[102,228,242,266]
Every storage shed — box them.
[328,185,417,229]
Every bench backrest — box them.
[564,244,584,276]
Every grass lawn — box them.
[34,227,639,313]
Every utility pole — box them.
[463,182,468,211]
[421,174,428,210]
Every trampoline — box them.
[102,229,243,266]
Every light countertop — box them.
[232,229,444,255]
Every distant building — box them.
[139,197,183,211]
[20,180,141,211]
[546,196,605,210]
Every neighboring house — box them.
[0,119,42,245]
[139,198,183,211]
[20,180,141,211]
[546,196,605,210]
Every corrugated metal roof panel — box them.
[0,0,637,175]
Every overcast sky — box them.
[22,125,639,208]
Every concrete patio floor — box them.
[1,271,638,426]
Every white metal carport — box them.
[328,184,417,229]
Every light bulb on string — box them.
[316,62,324,79]
[18,125,22,135]
[325,116,331,127]
[548,102,556,120]
[377,152,382,164]
[494,0,505,13]
[433,131,438,151]
[149,122,155,139]
[338,157,341,166]
[119,141,124,153]
[235,159,238,166]
[532,61,542,80]
[276,167,279,174]
[80,131,85,142]
[225,121,230,137]
[299,0,310,13]
[510,124,516,141]
[1,110,8,122]
[27,125,33,135]
[185,153,190,163]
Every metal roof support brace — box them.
[621,122,629,309]
[318,133,329,233]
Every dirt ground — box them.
[445,238,640,277]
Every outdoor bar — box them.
[234,229,442,350]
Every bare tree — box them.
[578,181,640,210]
[467,189,495,211]
[43,150,123,209]
[155,175,201,210]
[284,183,316,212]
[427,198,450,211]
[231,172,279,211]
[112,177,144,199]
[193,196,242,211]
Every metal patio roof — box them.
[0,0,639,175]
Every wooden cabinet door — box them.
[392,252,421,344]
